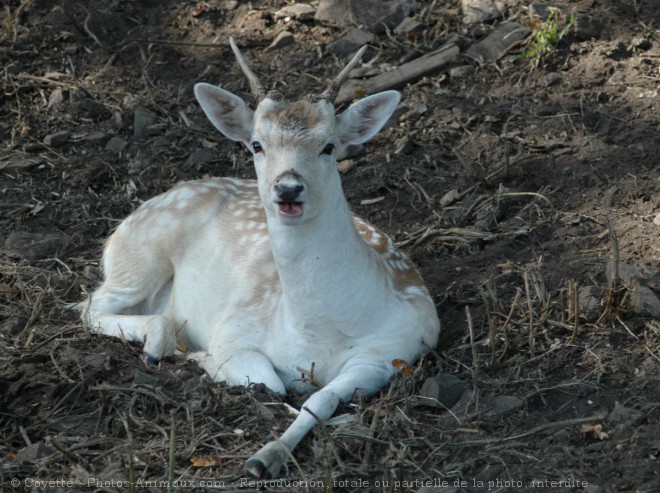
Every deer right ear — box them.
[194,83,254,144]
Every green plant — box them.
[521,11,575,66]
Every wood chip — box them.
[336,42,459,105]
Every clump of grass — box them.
[521,10,575,67]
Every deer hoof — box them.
[245,440,288,478]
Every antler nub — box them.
[229,37,266,102]
[321,46,368,104]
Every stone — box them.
[328,29,374,56]
[83,131,110,146]
[134,108,160,139]
[462,0,507,25]
[465,22,531,63]
[184,148,216,169]
[417,374,471,409]
[47,88,65,112]
[653,213,660,226]
[275,3,316,21]
[394,17,425,35]
[578,286,603,322]
[3,231,67,260]
[105,136,129,154]
[266,31,295,51]
[43,130,71,147]
[0,159,40,172]
[450,65,476,78]
[316,0,415,34]
[15,441,55,464]
[486,395,524,417]
[607,402,642,427]
[607,261,660,318]
[78,97,110,119]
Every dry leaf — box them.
[392,359,414,377]
[191,455,220,467]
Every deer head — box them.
[194,38,400,226]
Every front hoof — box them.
[143,353,160,365]
[245,440,288,478]
[245,457,270,479]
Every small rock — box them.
[630,35,652,51]
[328,28,374,56]
[83,131,110,146]
[1,159,40,172]
[219,0,238,10]
[450,65,475,78]
[545,72,562,86]
[528,4,556,19]
[16,441,55,464]
[132,371,156,386]
[486,395,524,417]
[128,155,150,175]
[653,212,660,226]
[316,0,414,34]
[275,3,316,21]
[578,286,603,322]
[79,97,110,119]
[607,402,643,427]
[401,105,427,123]
[462,0,507,24]
[43,130,71,147]
[394,17,425,35]
[47,88,65,112]
[440,189,461,207]
[573,16,603,41]
[105,136,129,154]
[134,108,160,139]
[466,22,531,63]
[394,135,414,155]
[417,374,471,409]
[3,231,67,260]
[607,261,660,318]
[184,148,216,169]
[83,353,108,370]
[266,31,294,52]
[0,316,25,336]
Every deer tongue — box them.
[278,202,303,217]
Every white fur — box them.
[83,84,440,478]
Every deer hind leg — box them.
[245,363,392,478]
[188,348,286,395]
[83,235,177,363]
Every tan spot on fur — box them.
[352,216,424,293]
[269,100,324,130]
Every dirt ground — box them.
[1,0,659,492]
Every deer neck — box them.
[266,193,384,329]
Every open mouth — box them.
[277,202,304,218]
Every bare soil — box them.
[1,1,659,492]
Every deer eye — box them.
[321,143,335,155]
[251,141,263,153]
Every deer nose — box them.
[274,183,304,202]
[274,171,304,201]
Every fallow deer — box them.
[82,38,440,478]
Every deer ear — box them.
[336,91,400,146]
[194,83,254,144]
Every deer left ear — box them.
[194,83,254,144]
[336,91,400,146]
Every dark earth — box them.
[1,0,659,492]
